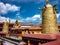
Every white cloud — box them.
[0,2,20,14]
[0,14,41,23]
[0,16,24,23]
[56,13,60,18]
[25,14,41,21]
[0,16,14,23]
[32,14,41,20]
[16,12,23,20]
[0,16,9,22]
[9,19,23,23]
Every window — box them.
[25,29,29,34]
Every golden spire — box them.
[42,0,58,34]
[13,20,20,28]
[2,19,9,33]
[46,0,49,4]
[45,0,52,8]
[15,20,19,26]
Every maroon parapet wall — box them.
[41,34,60,45]
[22,34,57,45]
[41,40,60,45]
[0,32,7,38]
[22,34,56,39]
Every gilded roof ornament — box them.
[46,0,49,4]
[45,0,52,8]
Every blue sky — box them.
[0,0,60,23]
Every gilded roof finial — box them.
[2,19,9,33]
[13,20,20,28]
[46,0,49,4]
